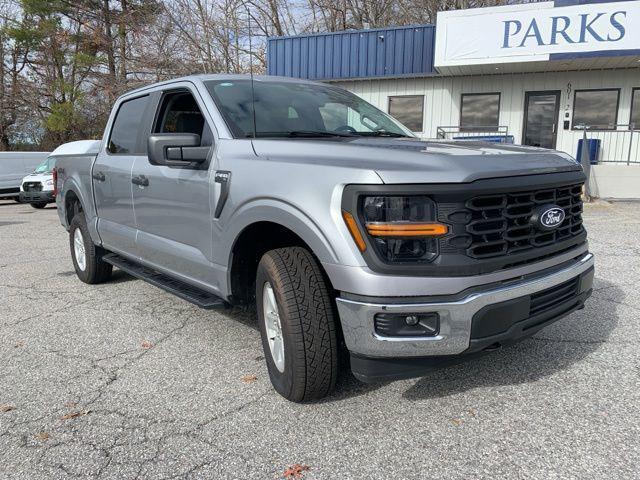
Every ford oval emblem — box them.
[531,205,565,231]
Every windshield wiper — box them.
[355,131,412,138]
[288,130,356,138]
[251,130,355,138]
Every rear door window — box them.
[107,95,150,154]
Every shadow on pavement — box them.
[223,305,260,332]
[323,371,390,402]
[106,269,139,284]
[401,277,620,401]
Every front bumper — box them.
[336,252,594,381]
[19,191,55,203]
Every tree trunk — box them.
[119,0,128,82]
[103,0,117,102]
[0,126,10,151]
[268,0,284,36]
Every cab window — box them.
[107,95,150,154]
[154,90,213,146]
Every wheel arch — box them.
[60,178,101,245]
[227,218,338,306]
[219,200,344,304]
[64,188,83,227]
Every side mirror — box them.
[147,133,210,166]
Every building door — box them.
[522,91,561,149]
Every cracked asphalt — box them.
[0,199,639,480]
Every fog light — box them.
[374,312,440,337]
[405,315,419,326]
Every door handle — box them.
[92,171,106,182]
[131,175,149,187]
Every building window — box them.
[460,93,500,130]
[388,96,424,132]
[631,88,640,129]
[572,89,619,130]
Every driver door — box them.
[131,85,217,287]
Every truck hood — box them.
[251,137,581,184]
[22,172,52,184]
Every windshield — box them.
[204,79,414,139]
[33,157,56,174]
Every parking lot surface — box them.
[0,200,639,479]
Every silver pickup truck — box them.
[55,74,594,402]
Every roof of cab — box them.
[119,73,324,99]
[50,140,101,157]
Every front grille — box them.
[342,172,587,277]
[444,183,584,260]
[529,277,580,317]
[23,182,43,192]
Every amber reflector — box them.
[366,223,448,237]
[342,210,367,252]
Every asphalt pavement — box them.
[0,199,638,479]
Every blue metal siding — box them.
[267,25,436,80]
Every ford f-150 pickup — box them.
[55,74,594,402]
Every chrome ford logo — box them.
[532,205,565,231]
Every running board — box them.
[103,253,227,309]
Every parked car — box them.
[0,152,49,201]
[20,141,99,209]
[55,75,594,402]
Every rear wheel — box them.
[256,247,338,402]
[31,202,47,209]
[69,213,112,284]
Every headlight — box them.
[354,196,447,263]
[45,179,54,186]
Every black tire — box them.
[69,213,113,284]
[31,202,47,209]
[256,247,338,402]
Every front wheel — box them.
[69,213,113,284]
[256,247,338,402]
[31,202,47,209]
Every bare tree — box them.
[0,0,522,150]
[0,0,30,149]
